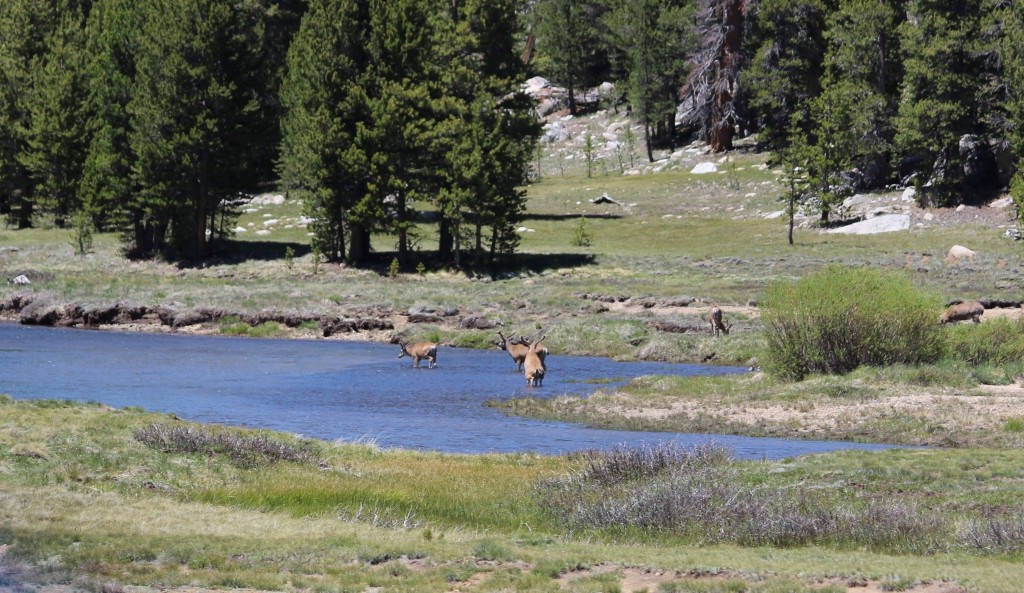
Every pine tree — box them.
[435,0,539,268]
[800,0,904,220]
[280,0,537,270]
[0,0,57,228]
[606,0,694,161]
[128,0,267,259]
[359,0,441,266]
[535,0,602,115]
[278,0,370,263]
[745,0,832,153]
[79,0,140,231]
[20,4,89,228]
[816,0,903,188]
[999,1,1024,222]
[894,0,982,204]
[992,0,1024,162]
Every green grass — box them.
[4,400,1024,592]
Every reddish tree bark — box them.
[681,0,750,152]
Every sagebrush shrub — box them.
[134,423,322,468]
[760,266,944,380]
[536,443,947,553]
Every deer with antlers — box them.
[398,341,438,368]
[496,331,548,371]
[523,335,546,387]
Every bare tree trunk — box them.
[683,0,749,153]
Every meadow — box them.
[3,110,1024,592]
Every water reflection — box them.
[0,322,896,459]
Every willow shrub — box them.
[944,316,1024,366]
[760,266,944,381]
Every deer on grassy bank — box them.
[940,300,984,325]
[524,335,546,387]
[398,341,438,368]
[708,307,732,337]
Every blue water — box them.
[0,322,896,459]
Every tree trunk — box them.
[348,223,371,265]
[16,193,32,229]
[709,0,744,152]
[438,215,452,264]
[396,191,409,265]
[787,197,795,246]
[644,118,654,162]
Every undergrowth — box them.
[133,423,323,468]
[536,443,1024,554]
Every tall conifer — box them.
[20,4,89,227]
[894,0,982,204]
[128,0,265,259]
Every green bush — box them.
[760,266,944,381]
[944,317,1024,366]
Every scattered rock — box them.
[826,214,910,235]
[690,162,718,174]
[590,193,621,206]
[990,196,1014,209]
[945,244,977,262]
[460,315,496,330]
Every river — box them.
[0,322,896,459]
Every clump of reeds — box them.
[133,423,323,468]
[537,443,947,553]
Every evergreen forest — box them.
[2,0,1024,267]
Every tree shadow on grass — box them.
[190,239,596,277]
[181,239,311,267]
[357,250,598,278]
[521,212,624,221]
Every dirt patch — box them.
[556,563,969,593]
[600,385,1024,442]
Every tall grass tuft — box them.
[760,266,944,380]
[537,443,947,553]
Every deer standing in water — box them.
[523,336,546,387]
[495,331,532,371]
[513,334,548,362]
[398,341,438,368]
